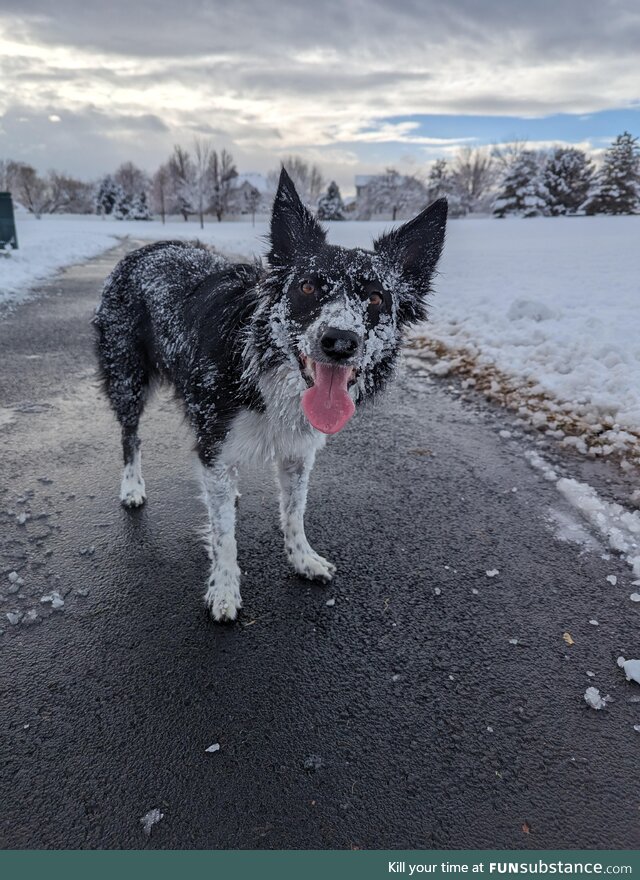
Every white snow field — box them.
[2,212,639,458]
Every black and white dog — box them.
[95,169,447,621]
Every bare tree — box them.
[208,148,237,222]
[356,169,428,220]
[12,163,51,218]
[46,172,93,213]
[0,159,21,193]
[268,155,325,207]
[192,138,214,229]
[114,162,149,200]
[152,163,170,224]
[449,147,496,214]
[491,138,530,173]
[168,146,196,221]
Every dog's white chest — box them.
[220,368,326,466]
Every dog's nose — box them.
[320,328,360,360]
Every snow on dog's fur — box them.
[94,169,447,621]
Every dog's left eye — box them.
[300,280,315,295]
[368,292,383,306]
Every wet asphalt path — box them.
[1,242,640,850]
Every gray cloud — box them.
[0,0,638,185]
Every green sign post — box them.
[0,191,18,249]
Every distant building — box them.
[228,173,272,217]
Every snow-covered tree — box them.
[267,156,325,207]
[112,189,133,220]
[493,151,548,217]
[131,190,151,220]
[449,147,495,214]
[114,162,149,202]
[542,147,594,215]
[357,169,428,220]
[207,147,237,223]
[582,132,640,215]
[425,158,464,216]
[316,181,345,220]
[95,175,121,216]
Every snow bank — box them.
[412,214,640,459]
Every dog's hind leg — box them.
[199,458,242,622]
[119,424,146,508]
[276,453,336,583]
[95,314,149,508]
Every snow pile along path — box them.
[411,215,640,465]
[526,449,640,579]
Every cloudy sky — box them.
[1,0,639,192]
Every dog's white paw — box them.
[120,466,146,508]
[289,547,336,583]
[205,568,242,622]
[120,484,146,508]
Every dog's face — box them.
[254,168,447,434]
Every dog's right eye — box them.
[300,280,315,295]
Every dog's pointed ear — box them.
[269,167,326,265]
[374,198,447,292]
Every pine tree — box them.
[493,151,548,217]
[95,175,120,216]
[316,181,346,220]
[426,158,464,216]
[582,132,640,215]
[113,188,132,220]
[131,190,152,220]
[542,147,594,215]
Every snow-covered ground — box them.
[2,212,639,462]
[414,214,640,464]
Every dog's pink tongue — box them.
[302,363,355,435]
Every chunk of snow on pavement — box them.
[325,598,336,606]
[589,619,599,626]
[434,587,442,596]
[205,743,220,753]
[548,508,599,549]
[553,476,640,578]
[508,638,519,645]
[485,569,499,578]
[6,611,22,625]
[630,593,640,603]
[499,430,512,439]
[617,656,640,685]
[584,687,610,710]
[40,591,64,610]
[525,450,558,482]
[606,574,618,586]
[140,808,163,836]
[586,671,595,678]
[634,725,640,732]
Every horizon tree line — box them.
[1,131,638,222]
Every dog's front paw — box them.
[120,474,146,508]
[204,568,242,622]
[120,486,146,508]
[289,547,336,583]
